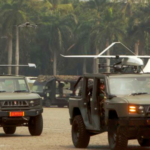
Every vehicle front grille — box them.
[2,100,29,108]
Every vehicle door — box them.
[67,77,82,103]
[88,76,107,131]
[71,77,95,130]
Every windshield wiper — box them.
[14,90,28,93]
[131,92,148,96]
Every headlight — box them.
[138,106,145,114]
[139,106,144,110]
[129,105,145,114]
[29,99,40,106]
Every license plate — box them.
[9,112,24,117]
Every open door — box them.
[89,77,107,131]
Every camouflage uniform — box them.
[99,90,107,116]
[99,90,107,126]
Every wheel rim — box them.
[108,121,118,148]
[72,121,80,144]
[109,130,117,147]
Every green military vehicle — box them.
[0,75,43,136]
[68,58,150,150]
[31,75,79,107]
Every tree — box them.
[68,1,97,74]
[0,0,28,74]
[126,0,150,55]
[39,1,76,75]
[90,5,127,72]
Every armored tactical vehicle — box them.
[31,75,79,107]
[68,57,150,150]
[0,61,43,136]
[0,75,43,136]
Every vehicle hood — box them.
[31,92,45,96]
[122,95,150,105]
[0,93,41,100]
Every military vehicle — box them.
[61,43,150,150]
[31,75,79,107]
[67,58,150,150]
[0,63,43,136]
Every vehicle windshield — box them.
[31,84,44,93]
[109,76,150,96]
[0,78,29,93]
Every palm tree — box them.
[39,8,77,75]
[126,1,150,55]
[0,0,28,75]
[68,4,97,74]
[75,0,126,73]
[90,6,127,72]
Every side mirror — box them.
[108,94,116,99]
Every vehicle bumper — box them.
[0,109,43,117]
[119,117,150,126]
[119,117,150,139]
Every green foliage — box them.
[0,0,150,75]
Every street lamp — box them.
[0,36,11,75]
[15,22,37,75]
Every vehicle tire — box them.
[28,114,43,136]
[108,119,128,150]
[72,115,90,148]
[138,136,150,146]
[45,99,51,107]
[3,126,16,134]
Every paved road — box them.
[0,108,149,150]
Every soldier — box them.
[58,82,65,97]
[99,81,107,101]
[99,81,107,125]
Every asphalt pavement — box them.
[0,107,149,150]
